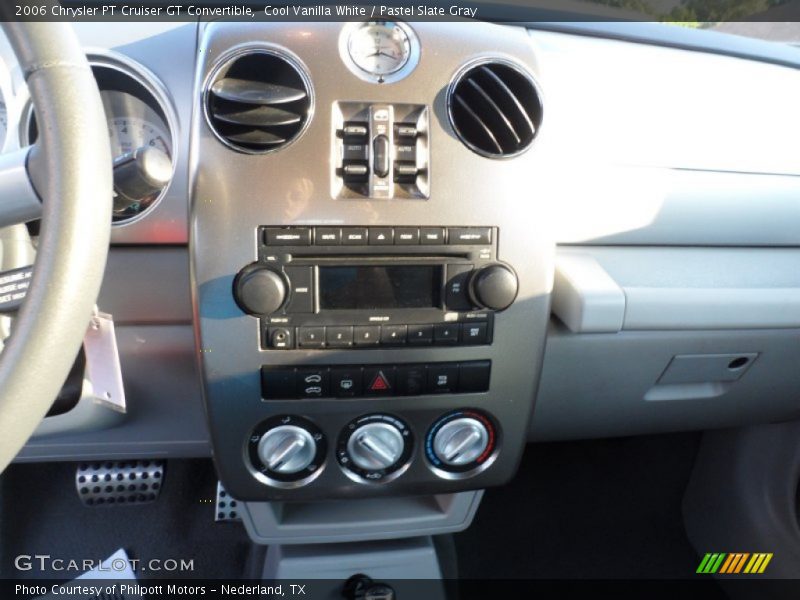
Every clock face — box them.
[347,21,412,77]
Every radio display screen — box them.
[318,265,442,310]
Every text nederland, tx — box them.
[15,583,307,597]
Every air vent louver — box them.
[448,60,543,158]
[206,51,311,153]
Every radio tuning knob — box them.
[257,425,317,474]
[234,266,287,315]
[469,263,518,311]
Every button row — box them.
[263,226,492,247]
[262,360,491,400]
[267,322,489,350]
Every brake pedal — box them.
[76,461,164,506]
[215,481,241,522]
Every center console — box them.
[190,21,553,507]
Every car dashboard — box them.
[2,20,800,509]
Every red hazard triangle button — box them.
[366,369,394,395]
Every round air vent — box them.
[447,59,543,158]
[205,49,312,153]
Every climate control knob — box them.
[426,410,498,476]
[248,415,326,487]
[258,425,317,474]
[433,417,490,467]
[234,266,287,315]
[338,414,413,483]
[469,263,518,311]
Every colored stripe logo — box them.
[697,553,773,574]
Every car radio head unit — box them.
[232,225,518,351]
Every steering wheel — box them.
[0,22,112,470]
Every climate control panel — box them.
[245,409,499,490]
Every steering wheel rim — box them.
[0,22,112,470]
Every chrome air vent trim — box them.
[447,57,543,159]
[204,46,314,155]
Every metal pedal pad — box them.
[76,461,164,506]
[215,481,242,522]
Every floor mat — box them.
[0,459,252,579]
[454,433,703,579]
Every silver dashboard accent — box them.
[202,44,315,155]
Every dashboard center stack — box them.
[190,20,553,503]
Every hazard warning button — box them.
[364,367,396,396]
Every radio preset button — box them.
[342,227,369,245]
[315,227,342,245]
[434,323,460,345]
[447,227,492,246]
[297,368,329,398]
[461,322,488,345]
[427,364,459,394]
[407,324,433,345]
[264,227,312,246]
[331,367,363,397]
[394,227,420,245]
[419,227,445,245]
[380,325,408,346]
[326,326,354,348]
[298,326,326,349]
[369,227,394,245]
[354,326,381,346]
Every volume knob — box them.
[235,266,287,315]
[469,263,518,311]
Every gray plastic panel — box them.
[263,537,444,596]
[98,247,191,325]
[241,490,482,545]
[15,325,210,462]
[530,323,800,441]
[557,247,800,331]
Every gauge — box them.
[346,21,416,80]
[99,88,173,222]
[108,115,170,158]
